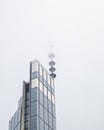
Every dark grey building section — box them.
[9,60,56,130]
[9,98,22,130]
[21,82,30,130]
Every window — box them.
[40,118,44,130]
[31,117,37,130]
[14,114,16,128]
[12,117,14,130]
[49,113,52,128]
[44,80,48,88]
[37,117,39,130]
[31,72,38,79]
[51,78,54,88]
[18,108,21,122]
[48,91,51,101]
[48,100,52,113]
[52,88,54,95]
[17,110,19,124]
[47,74,50,85]
[15,126,18,130]
[17,123,20,130]
[53,118,56,129]
[44,95,47,109]
[31,88,38,101]
[39,104,44,120]
[31,78,38,88]
[53,105,56,117]
[31,101,38,117]
[43,70,47,80]
[44,109,48,124]
[44,86,47,96]
[32,62,38,73]
[39,81,43,92]
[40,91,43,105]
[52,95,55,104]
[49,128,52,130]
[39,65,43,76]
[9,121,11,130]
[39,74,43,83]
[48,85,51,92]
[15,112,17,126]
[45,123,48,130]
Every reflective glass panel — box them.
[44,95,48,109]
[53,105,56,117]
[49,113,52,128]
[47,74,50,85]
[39,81,43,92]
[32,62,38,73]
[39,65,43,76]
[40,119,44,130]
[48,100,52,113]
[31,72,38,79]
[31,78,38,88]
[52,95,55,104]
[40,91,43,105]
[53,118,56,129]
[39,104,44,120]
[45,123,48,130]
[31,88,38,101]
[43,70,47,81]
[44,109,48,124]
[31,101,38,117]
[51,78,54,88]
[44,86,47,96]
[48,90,51,101]
[31,117,37,130]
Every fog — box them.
[0,0,104,129]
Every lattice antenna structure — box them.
[48,45,56,79]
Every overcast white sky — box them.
[0,0,104,130]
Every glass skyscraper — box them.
[9,60,56,130]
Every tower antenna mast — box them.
[48,44,56,78]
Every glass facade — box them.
[9,99,22,130]
[9,60,56,130]
[30,61,56,130]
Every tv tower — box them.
[48,45,56,79]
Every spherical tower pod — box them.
[48,53,56,79]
